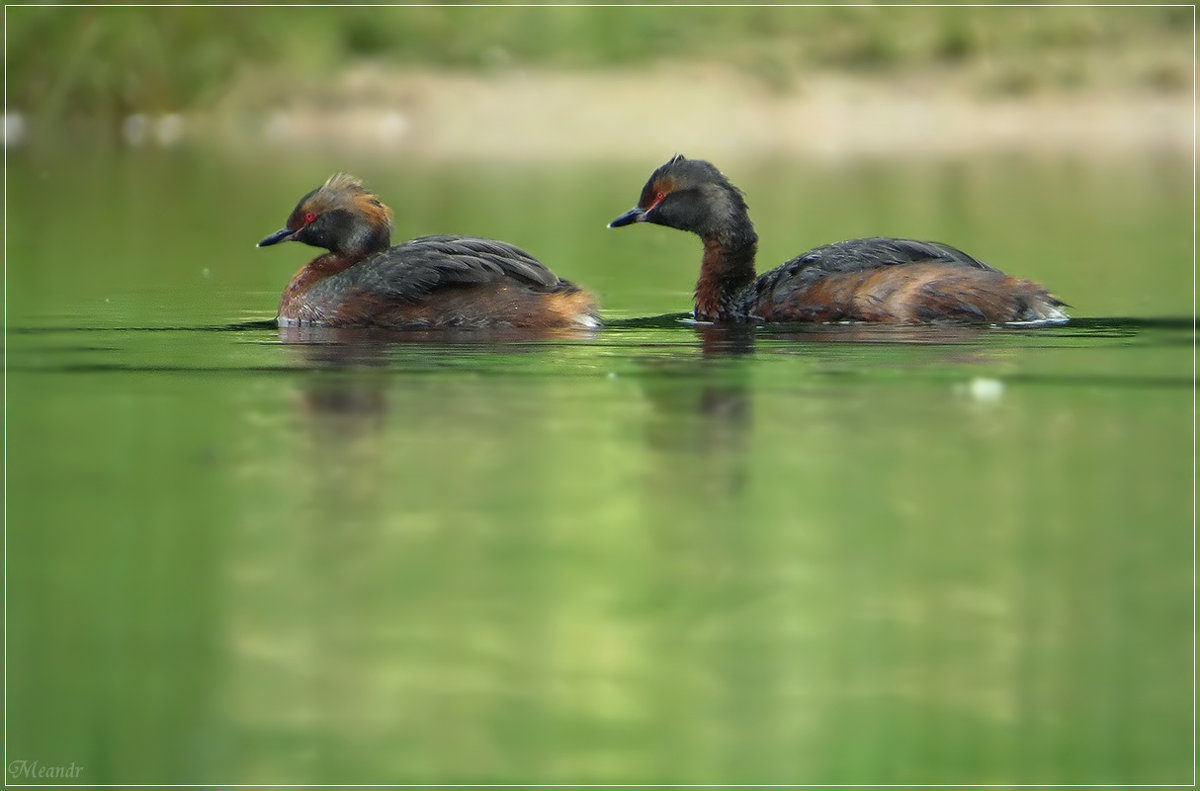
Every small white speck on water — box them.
[956,376,1004,403]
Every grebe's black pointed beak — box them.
[608,207,645,228]
[257,227,295,247]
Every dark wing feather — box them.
[745,236,1066,323]
[755,236,997,299]
[308,235,560,305]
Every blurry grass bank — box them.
[5,4,1194,159]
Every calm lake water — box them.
[5,144,1193,785]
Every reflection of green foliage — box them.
[3,141,1194,784]
[4,5,1193,118]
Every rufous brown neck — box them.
[694,236,758,321]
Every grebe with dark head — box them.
[259,173,599,329]
[609,155,1066,325]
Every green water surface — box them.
[4,146,1193,785]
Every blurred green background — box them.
[5,3,1194,787]
[5,4,1193,120]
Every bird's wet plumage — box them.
[260,174,599,329]
[610,155,1066,325]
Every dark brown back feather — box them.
[304,234,564,307]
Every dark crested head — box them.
[257,173,393,256]
[607,154,752,243]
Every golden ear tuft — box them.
[309,173,391,229]
[323,172,366,192]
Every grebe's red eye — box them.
[303,211,317,224]
[648,191,666,209]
